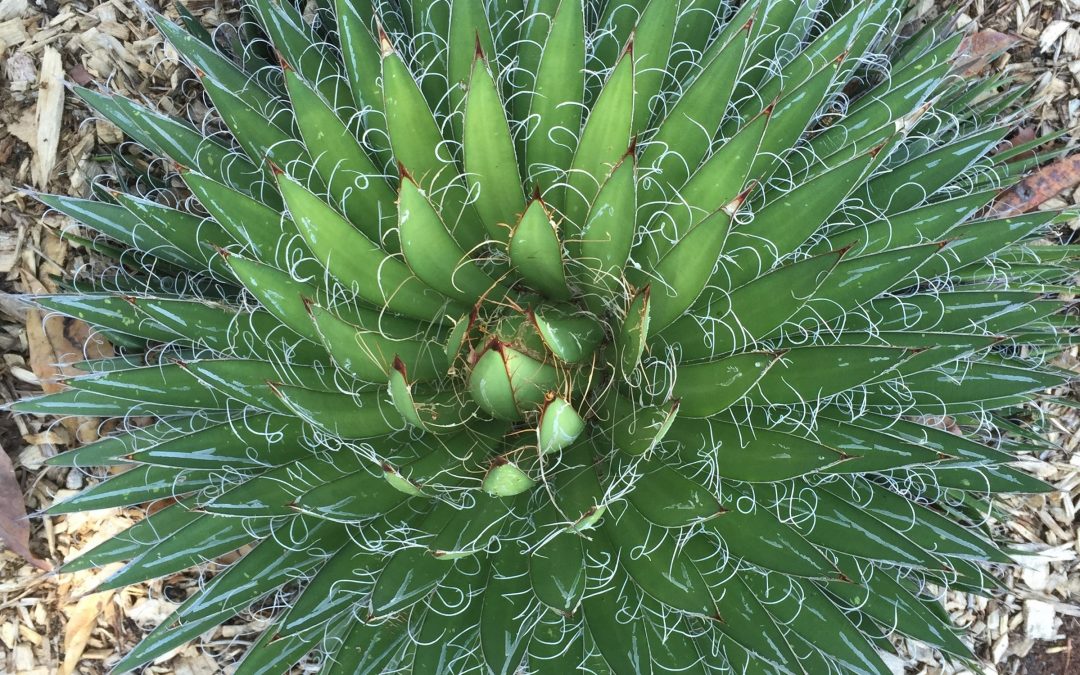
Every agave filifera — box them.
[16,0,1079,672]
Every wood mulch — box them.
[0,1,1076,673]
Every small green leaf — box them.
[537,396,585,455]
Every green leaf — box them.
[370,547,452,615]
[202,449,365,518]
[398,176,510,305]
[568,152,637,309]
[626,458,722,527]
[113,518,345,672]
[747,56,843,180]
[668,418,846,482]
[480,546,536,675]
[388,364,474,434]
[468,343,558,420]
[74,88,264,197]
[279,540,380,633]
[179,359,346,414]
[285,68,396,249]
[279,173,459,322]
[308,304,446,383]
[523,0,586,202]
[182,170,320,277]
[869,360,1067,413]
[859,126,1009,215]
[615,286,650,380]
[154,12,289,128]
[413,560,488,672]
[628,0,680,135]
[660,249,842,359]
[595,393,678,458]
[788,483,946,570]
[271,384,404,439]
[327,618,410,675]
[789,242,944,326]
[47,414,231,468]
[46,465,218,515]
[62,497,202,571]
[537,396,585,455]
[462,46,522,244]
[222,253,326,345]
[37,194,208,274]
[747,345,914,405]
[643,207,740,332]
[128,412,307,468]
[381,35,486,249]
[530,306,603,364]
[580,560,653,673]
[683,536,806,674]
[641,17,749,205]
[531,503,586,613]
[602,500,715,615]
[429,495,519,558]
[248,0,348,109]
[821,479,1008,562]
[824,559,974,658]
[293,468,409,523]
[740,570,891,675]
[918,211,1057,279]
[96,514,271,591]
[810,189,997,258]
[199,71,317,189]
[509,198,571,300]
[334,0,392,169]
[66,363,224,409]
[562,35,634,229]
[702,484,839,579]
[642,110,767,271]
[721,151,876,288]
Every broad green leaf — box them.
[480,547,535,675]
[562,26,635,231]
[280,173,458,321]
[398,176,511,305]
[524,0,586,201]
[669,418,846,482]
[285,69,397,249]
[464,51,524,243]
[509,198,572,300]
[602,500,715,615]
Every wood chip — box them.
[32,46,64,189]
[60,591,114,675]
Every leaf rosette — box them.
[13,1,1079,673]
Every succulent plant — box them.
[15,0,1080,672]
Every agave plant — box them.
[15,0,1079,672]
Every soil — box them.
[1021,617,1080,675]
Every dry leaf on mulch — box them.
[0,444,48,571]
[957,29,1020,75]
[21,272,112,443]
[993,154,1080,216]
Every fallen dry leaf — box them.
[61,591,114,675]
[956,30,1019,76]
[0,443,50,571]
[994,125,1037,158]
[992,154,1080,218]
[23,271,113,441]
